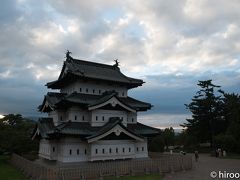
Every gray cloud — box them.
[0,0,239,125]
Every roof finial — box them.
[66,50,73,61]
[113,59,119,67]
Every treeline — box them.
[183,80,240,153]
[149,127,175,152]
[150,80,240,153]
[0,114,38,155]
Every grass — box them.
[104,174,162,180]
[0,155,28,180]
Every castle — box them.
[32,53,160,162]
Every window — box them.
[129,148,131,152]
[75,115,77,120]
[52,147,55,152]
[93,89,95,94]
[77,149,79,155]
[116,148,118,153]
[96,116,98,121]
[85,149,87,154]
[60,116,63,121]
[80,88,82,92]
[132,118,134,122]
[142,147,144,151]
[102,116,104,121]
[102,149,105,154]
[122,148,125,153]
[82,116,85,121]
[122,92,124,96]
[86,88,88,93]
[99,90,101,94]
[69,149,72,155]
[95,149,98,154]
[109,148,112,153]
[137,147,139,152]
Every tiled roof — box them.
[39,91,152,112]
[127,123,161,136]
[47,59,143,89]
[36,118,55,138]
[85,117,144,141]
[33,118,161,140]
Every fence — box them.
[10,153,192,180]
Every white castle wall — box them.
[49,107,137,126]
[91,109,128,126]
[127,112,137,124]
[60,80,128,97]
[89,140,148,161]
[38,138,148,162]
[58,138,89,162]
[66,107,90,122]
[48,110,66,126]
[39,139,58,160]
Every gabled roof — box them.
[32,118,161,140]
[39,91,152,112]
[32,118,55,139]
[46,59,144,89]
[86,118,144,143]
[88,94,136,113]
[38,92,66,111]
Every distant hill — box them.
[24,116,45,121]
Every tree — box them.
[0,114,38,155]
[182,80,225,147]
[148,135,165,152]
[218,93,240,152]
[162,127,175,149]
[1,114,23,126]
[222,93,240,137]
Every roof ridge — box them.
[47,92,65,95]
[70,58,118,70]
[68,59,140,83]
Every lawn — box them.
[104,174,162,180]
[0,155,28,180]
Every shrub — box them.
[148,135,165,152]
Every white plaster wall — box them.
[49,110,66,126]
[66,107,90,122]
[58,138,89,162]
[39,138,148,162]
[135,141,148,158]
[127,112,137,124]
[39,139,58,160]
[49,109,137,126]
[60,80,128,97]
[91,110,127,126]
[89,139,148,161]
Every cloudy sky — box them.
[0,0,240,129]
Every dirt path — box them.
[164,154,240,180]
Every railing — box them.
[10,153,192,180]
[10,154,58,180]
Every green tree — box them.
[222,93,240,138]
[0,114,38,155]
[217,93,240,152]
[148,135,165,152]
[162,127,175,149]
[183,80,225,147]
